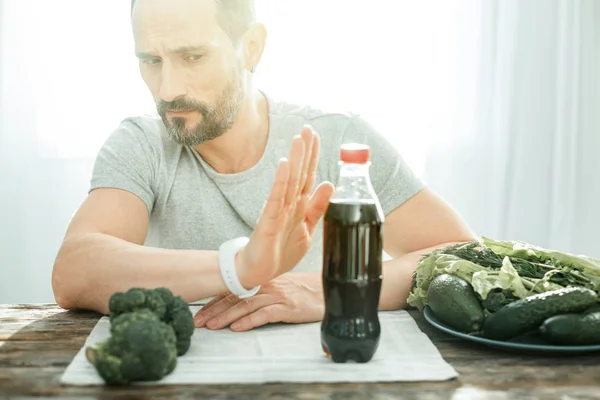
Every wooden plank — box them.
[1,366,600,400]
[0,304,65,320]
[0,319,98,342]
[0,320,34,340]
[0,315,99,343]
[0,305,599,399]
[0,305,100,322]
[0,341,84,368]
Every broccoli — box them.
[86,287,196,385]
[479,288,519,313]
[108,287,195,355]
[85,310,177,386]
[166,295,195,355]
[109,287,168,320]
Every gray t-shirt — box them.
[90,93,425,272]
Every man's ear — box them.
[243,22,267,73]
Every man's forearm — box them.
[52,233,228,314]
[290,243,466,313]
[379,251,424,311]
[379,242,471,310]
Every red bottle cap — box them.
[340,143,370,164]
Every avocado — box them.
[482,287,598,341]
[427,274,485,334]
[540,310,600,345]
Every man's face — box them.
[132,0,246,146]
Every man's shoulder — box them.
[266,95,386,162]
[116,113,166,142]
[105,113,174,155]
[267,95,360,136]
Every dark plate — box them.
[423,306,600,355]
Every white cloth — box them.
[60,307,458,385]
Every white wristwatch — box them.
[218,237,261,299]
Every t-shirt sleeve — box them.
[89,119,157,215]
[336,114,426,216]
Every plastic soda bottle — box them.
[320,143,384,363]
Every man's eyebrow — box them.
[135,46,209,58]
[135,51,156,59]
[171,45,210,54]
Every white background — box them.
[0,0,598,304]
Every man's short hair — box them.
[130,0,256,42]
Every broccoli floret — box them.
[168,296,196,355]
[86,310,177,385]
[108,287,195,355]
[109,288,168,320]
[480,288,519,313]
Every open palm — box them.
[238,126,335,288]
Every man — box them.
[51,0,476,332]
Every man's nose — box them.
[159,63,186,103]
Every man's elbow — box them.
[437,228,480,249]
[51,235,111,315]
[54,294,77,311]
[426,238,476,254]
[51,239,87,311]
[52,265,106,314]
[52,257,77,311]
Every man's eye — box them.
[141,58,161,65]
[185,54,203,62]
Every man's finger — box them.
[194,293,228,324]
[194,293,240,328]
[200,293,229,310]
[205,294,277,330]
[230,304,285,332]
[302,130,320,196]
[297,126,314,195]
[262,158,289,223]
[306,181,335,235]
[284,136,305,207]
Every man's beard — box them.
[157,75,244,147]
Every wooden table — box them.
[1,304,599,399]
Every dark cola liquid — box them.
[321,200,383,363]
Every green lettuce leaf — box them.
[482,237,600,291]
[470,257,529,299]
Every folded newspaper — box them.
[61,307,458,385]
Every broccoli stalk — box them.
[108,287,195,355]
[86,310,177,385]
